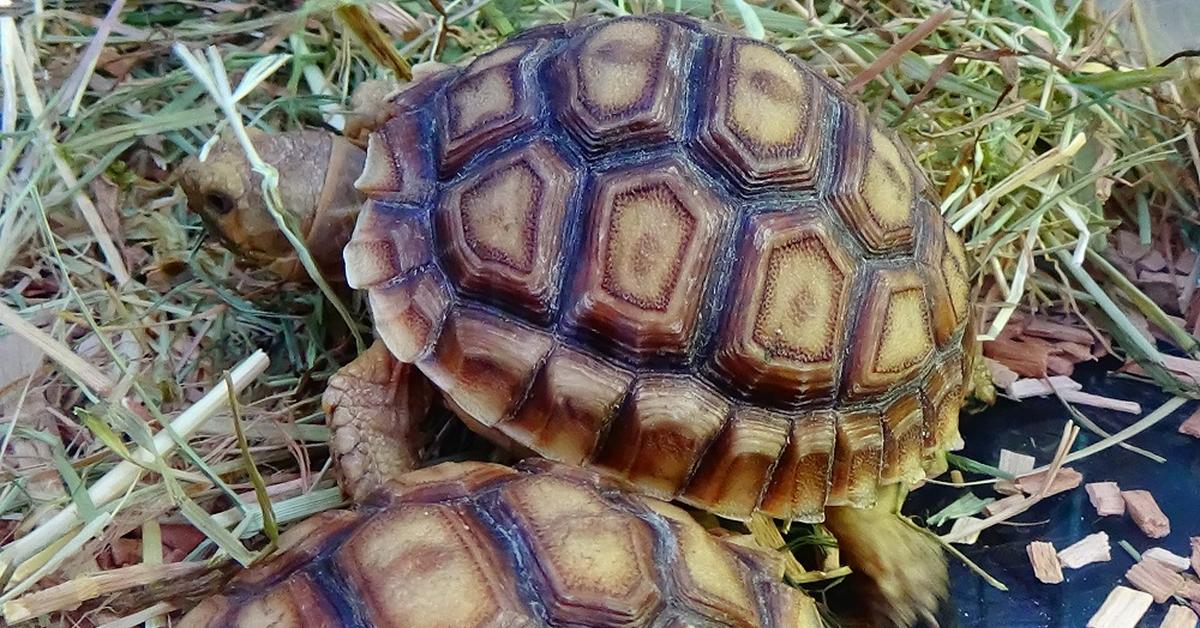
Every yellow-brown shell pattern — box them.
[343,14,972,522]
[179,460,818,628]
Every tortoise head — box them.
[179,128,365,281]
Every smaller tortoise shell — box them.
[179,460,817,627]
[344,14,972,523]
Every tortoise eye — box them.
[204,192,235,216]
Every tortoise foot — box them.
[323,342,432,502]
[824,483,947,627]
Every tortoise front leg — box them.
[323,342,432,502]
[824,483,948,627]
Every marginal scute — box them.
[696,38,826,192]
[369,267,451,363]
[227,510,358,591]
[553,17,688,151]
[829,113,917,253]
[879,393,925,484]
[232,576,340,628]
[712,212,855,405]
[565,159,733,358]
[683,407,790,520]
[381,459,518,503]
[441,41,546,172]
[921,356,964,456]
[828,410,884,507]
[355,112,437,204]
[503,346,634,464]
[759,412,836,521]
[338,505,526,627]
[944,227,971,320]
[437,140,578,320]
[844,268,935,399]
[500,476,663,625]
[918,218,971,347]
[594,376,728,498]
[344,203,432,290]
[419,308,553,426]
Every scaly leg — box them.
[824,484,948,627]
[323,342,432,502]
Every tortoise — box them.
[179,13,980,626]
[180,459,822,627]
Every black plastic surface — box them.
[911,365,1199,627]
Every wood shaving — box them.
[1085,482,1126,516]
[1028,541,1064,584]
[1126,559,1185,604]
[1160,605,1198,628]
[1180,410,1200,439]
[1059,532,1112,569]
[1145,548,1192,572]
[1192,538,1199,578]
[998,449,1036,476]
[1008,376,1082,399]
[1016,467,1083,497]
[1088,586,1153,628]
[1123,490,1171,538]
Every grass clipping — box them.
[0,0,1198,625]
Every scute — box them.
[437,140,578,320]
[593,375,729,499]
[553,17,690,151]
[180,461,817,628]
[348,13,973,522]
[564,158,733,359]
[828,110,918,254]
[844,268,936,400]
[712,211,855,405]
[441,41,547,173]
[696,38,828,192]
[339,505,528,627]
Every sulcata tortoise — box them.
[179,13,978,627]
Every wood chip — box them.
[984,335,1046,372]
[1053,341,1097,363]
[1162,605,1199,628]
[1058,389,1142,414]
[1016,467,1083,497]
[1180,410,1200,439]
[1162,355,1200,382]
[1192,537,1199,577]
[1022,318,1096,345]
[1138,249,1169,272]
[985,357,1019,389]
[1059,532,1112,569]
[1126,559,1185,603]
[1123,490,1171,538]
[1028,541,1064,584]
[1116,231,1150,261]
[1008,376,1084,400]
[1145,548,1193,572]
[1086,482,1126,516]
[947,516,983,545]
[998,449,1036,476]
[1088,586,1153,628]
[1181,580,1200,603]
[983,493,1026,517]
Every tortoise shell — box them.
[344,14,971,522]
[179,460,817,627]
